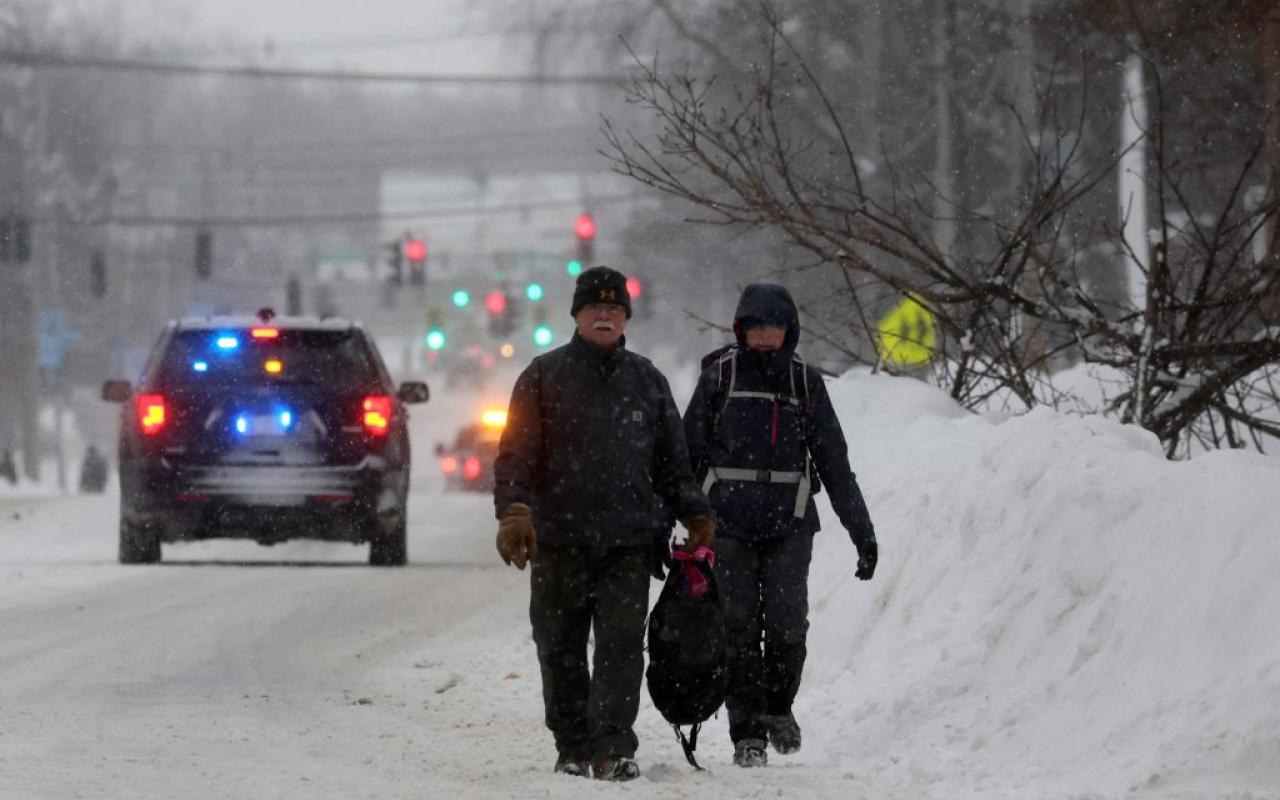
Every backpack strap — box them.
[694,346,737,483]
[672,723,705,771]
[711,346,738,418]
[790,353,809,416]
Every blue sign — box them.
[37,309,74,369]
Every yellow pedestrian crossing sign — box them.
[876,294,936,367]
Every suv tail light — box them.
[136,393,166,436]
[463,456,482,481]
[362,395,392,436]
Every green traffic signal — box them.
[451,289,470,308]
[425,328,446,351]
[533,325,554,347]
[566,260,582,277]
[526,282,544,302]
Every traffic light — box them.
[89,250,106,298]
[525,282,544,302]
[0,214,11,263]
[285,275,302,315]
[14,217,30,263]
[565,259,582,277]
[195,228,212,279]
[532,305,553,348]
[574,213,595,265]
[625,275,652,319]
[425,306,446,351]
[0,213,31,264]
[385,240,403,285]
[404,237,427,286]
[451,289,470,308]
[487,290,517,336]
[484,290,507,315]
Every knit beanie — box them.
[570,265,632,318]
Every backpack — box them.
[646,548,728,770]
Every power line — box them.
[189,24,605,56]
[51,193,641,229]
[0,50,630,87]
[104,125,595,156]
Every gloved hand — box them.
[652,533,673,580]
[679,514,716,552]
[855,539,877,581]
[496,503,539,570]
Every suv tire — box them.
[369,515,407,567]
[119,514,161,564]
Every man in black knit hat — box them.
[494,265,715,781]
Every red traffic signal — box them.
[574,213,596,240]
[625,276,642,299]
[485,290,508,314]
[403,239,427,261]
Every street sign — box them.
[37,309,71,370]
[876,295,936,367]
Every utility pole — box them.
[1262,6,1280,322]
[16,71,48,483]
[1119,40,1151,312]
[931,0,957,265]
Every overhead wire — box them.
[47,192,646,229]
[0,50,630,86]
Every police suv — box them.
[102,310,429,566]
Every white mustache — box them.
[592,321,616,332]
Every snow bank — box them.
[802,370,1280,798]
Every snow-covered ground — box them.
[1,368,1277,799]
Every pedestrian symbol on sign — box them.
[876,295,936,367]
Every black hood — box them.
[733,283,800,356]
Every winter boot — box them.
[592,756,641,781]
[553,753,589,777]
[733,738,769,768]
[763,713,802,754]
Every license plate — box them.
[239,413,291,437]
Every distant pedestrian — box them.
[684,283,878,768]
[79,444,108,493]
[493,266,715,781]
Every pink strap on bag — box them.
[670,547,716,598]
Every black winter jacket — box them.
[494,332,711,547]
[683,284,876,546]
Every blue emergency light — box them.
[192,361,209,372]
[216,336,239,350]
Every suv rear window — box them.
[157,329,382,389]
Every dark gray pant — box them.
[715,533,814,743]
[529,544,651,762]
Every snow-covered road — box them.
[0,490,874,800]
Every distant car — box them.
[102,310,429,566]
[437,410,505,493]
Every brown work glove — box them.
[679,514,716,552]
[496,503,539,570]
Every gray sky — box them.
[115,0,528,73]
